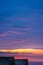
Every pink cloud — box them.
[0,32,8,37]
[0,30,24,37]
[9,31,24,35]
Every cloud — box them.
[0,32,8,37]
[0,30,24,37]
[0,38,32,49]
[13,28,32,31]
[0,27,32,37]
[0,49,43,54]
[9,31,24,35]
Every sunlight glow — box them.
[0,49,43,54]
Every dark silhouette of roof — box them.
[15,59,28,65]
[0,57,28,65]
[0,57,15,65]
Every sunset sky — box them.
[0,49,43,62]
[0,0,43,62]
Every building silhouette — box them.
[0,57,28,65]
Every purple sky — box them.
[0,0,43,49]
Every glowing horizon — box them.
[0,48,43,54]
[0,48,43,62]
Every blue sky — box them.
[0,0,43,49]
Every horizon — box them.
[0,49,43,62]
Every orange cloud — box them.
[0,49,43,62]
[0,49,43,54]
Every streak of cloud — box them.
[0,30,25,37]
[13,28,32,31]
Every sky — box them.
[0,0,43,62]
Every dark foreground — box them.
[0,57,28,65]
[0,57,43,65]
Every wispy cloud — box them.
[0,32,8,37]
[0,27,32,37]
[13,28,32,31]
[0,30,24,37]
[9,31,24,35]
[0,38,32,49]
